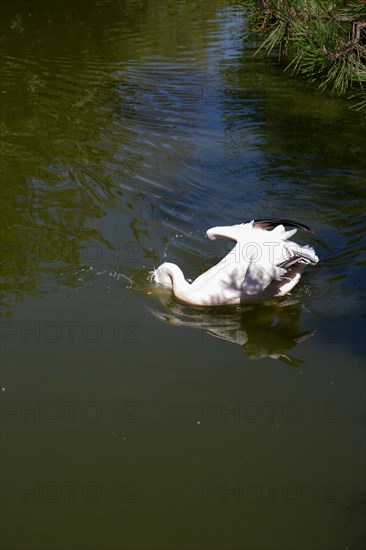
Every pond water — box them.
[1,1,365,549]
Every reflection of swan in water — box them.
[149,290,315,366]
[150,219,318,306]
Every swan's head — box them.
[149,262,175,288]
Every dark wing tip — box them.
[249,218,315,234]
[278,252,318,269]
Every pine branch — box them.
[240,0,366,113]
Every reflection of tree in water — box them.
[219,40,366,170]
[149,290,315,366]
[1,0,227,315]
[0,158,109,315]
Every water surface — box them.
[1,1,365,549]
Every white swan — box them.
[150,219,319,306]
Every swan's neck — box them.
[160,263,192,302]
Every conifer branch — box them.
[240,0,366,113]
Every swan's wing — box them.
[207,219,315,243]
[250,218,315,234]
[242,248,318,298]
[206,225,242,242]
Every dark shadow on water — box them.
[148,287,315,367]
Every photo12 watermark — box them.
[0,320,140,344]
[1,481,140,504]
[1,400,141,424]
[200,1,244,24]
[200,401,340,424]
[201,481,340,505]
[1,236,143,266]
[202,158,248,185]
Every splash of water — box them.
[163,233,182,259]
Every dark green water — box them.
[1,1,365,549]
